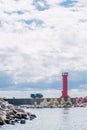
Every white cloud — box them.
[69,89,87,97]
[0,88,87,98]
[0,0,87,84]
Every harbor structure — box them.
[61,72,69,98]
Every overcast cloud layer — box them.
[0,0,87,97]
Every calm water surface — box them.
[1,108,87,130]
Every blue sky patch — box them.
[60,0,77,8]
[23,19,44,27]
[33,0,50,11]
[80,19,87,23]
[0,71,13,90]
[16,11,24,15]
[4,10,24,15]
[14,0,20,1]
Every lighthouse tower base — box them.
[60,97,72,108]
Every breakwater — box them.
[5,98,76,106]
[0,98,37,126]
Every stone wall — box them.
[5,98,76,106]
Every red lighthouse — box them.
[61,72,69,98]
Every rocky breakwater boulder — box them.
[0,98,37,126]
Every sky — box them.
[0,0,87,98]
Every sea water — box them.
[1,108,87,130]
